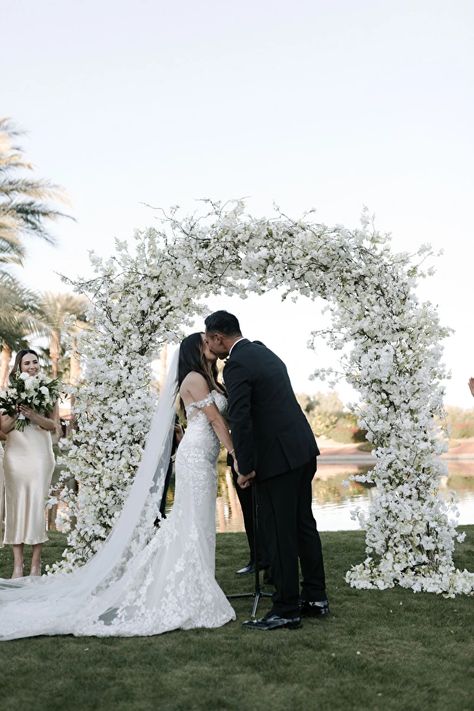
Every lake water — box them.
[51,460,474,534]
[214,461,474,533]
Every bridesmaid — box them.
[0,431,6,546]
[0,349,58,578]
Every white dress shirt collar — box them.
[228,337,246,357]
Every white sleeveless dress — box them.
[0,390,235,638]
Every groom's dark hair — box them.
[205,310,242,336]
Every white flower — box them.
[24,376,37,391]
[48,201,473,595]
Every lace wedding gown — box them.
[0,357,235,639]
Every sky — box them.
[2,0,473,406]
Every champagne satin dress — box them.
[0,442,5,546]
[3,425,55,545]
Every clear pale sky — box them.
[2,0,473,406]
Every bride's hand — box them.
[237,471,256,489]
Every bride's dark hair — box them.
[178,333,224,419]
[178,332,221,391]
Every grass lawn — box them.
[0,528,473,711]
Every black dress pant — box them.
[159,458,174,517]
[258,457,326,618]
[231,467,255,561]
[230,464,267,566]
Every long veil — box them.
[0,348,179,640]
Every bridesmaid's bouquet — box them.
[0,373,61,431]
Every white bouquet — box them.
[0,372,61,431]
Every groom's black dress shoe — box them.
[242,614,302,631]
[299,599,330,617]
[235,561,270,575]
[236,562,255,575]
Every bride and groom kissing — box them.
[0,310,328,640]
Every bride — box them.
[0,333,237,639]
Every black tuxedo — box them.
[224,339,326,617]
[224,340,319,480]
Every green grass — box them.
[0,528,473,711]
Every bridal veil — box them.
[0,349,179,640]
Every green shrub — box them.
[445,407,474,439]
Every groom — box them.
[205,310,328,631]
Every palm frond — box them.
[0,178,63,201]
[0,116,74,245]
[0,272,43,345]
[0,240,23,264]
[0,201,69,243]
[39,291,89,329]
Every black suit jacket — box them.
[224,339,319,480]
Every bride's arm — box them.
[204,407,235,459]
[181,373,237,464]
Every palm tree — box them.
[0,274,41,387]
[0,117,69,253]
[0,289,89,387]
[0,116,72,385]
[37,292,89,379]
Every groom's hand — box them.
[237,471,256,489]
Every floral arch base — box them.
[53,202,473,596]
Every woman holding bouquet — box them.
[0,350,58,578]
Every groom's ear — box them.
[206,331,219,344]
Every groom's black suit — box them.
[224,339,327,618]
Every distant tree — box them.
[0,117,69,253]
[0,275,42,387]
[0,117,72,384]
[36,292,89,379]
[445,406,474,439]
[297,390,370,444]
[297,390,343,436]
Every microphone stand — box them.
[226,481,272,619]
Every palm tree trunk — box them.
[69,334,81,386]
[50,329,61,378]
[68,333,81,426]
[0,344,12,388]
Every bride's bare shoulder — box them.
[181,371,208,387]
[180,371,210,399]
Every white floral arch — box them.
[54,201,473,595]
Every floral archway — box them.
[52,201,473,595]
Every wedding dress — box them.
[0,350,235,639]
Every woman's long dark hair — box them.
[178,333,223,417]
[10,349,39,381]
